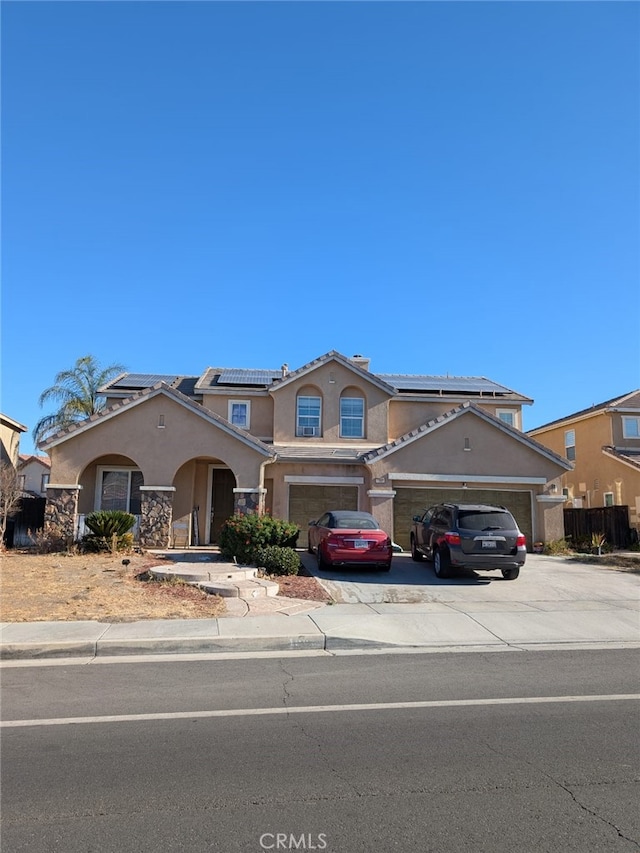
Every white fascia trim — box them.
[536,494,567,503]
[232,488,267,494]
[284,475,365,485]
[45,483,83,490]
[139,486,176,492]
[367,490,397,498]
[389,473,547,484]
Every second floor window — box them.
[297,396,321,437]
[622,416,640,439]
[340,397,364,438]
[229,401,250,429]
[497,409,515,427]
[564,429,576,461]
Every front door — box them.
[209,468,236,543]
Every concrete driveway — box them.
[301,551,640,608]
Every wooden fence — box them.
[563,505,633,549]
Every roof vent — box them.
[281,363,289,377]
[350,355,370,372]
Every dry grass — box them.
[567,553,640,573]
[0,549,332,623]
[0,550,227,622]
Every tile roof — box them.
[530,390,640,432]
[602,446,640,471]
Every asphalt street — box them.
[2,649,639,853]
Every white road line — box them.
[3,694,639,728]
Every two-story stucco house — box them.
[528,391,640,534]
[41,351,571,550]
[17,454,51,497]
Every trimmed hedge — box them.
[253,545,300,576]
[218,513,299,565]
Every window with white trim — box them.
[340,396,365,438]
[604,492,614,507]
[564,429,576,461]
[622,416,640,439]
[228,400,250,429]
[97,468,143,514]
[496,409,516,427]
[296,395,321,437]
[41,473,50,493]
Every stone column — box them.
[44,485,82,545]
[233,487,266,516]
[139,486,175,548]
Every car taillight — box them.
[445,532,461,546]
[516,534,526,547]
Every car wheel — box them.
[501,567,520,580]
[317,545,329,571]
[410,536,424,562]
[433,549,450,579]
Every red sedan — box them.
[308,510,392,572]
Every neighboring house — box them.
[40,351,571,550]
[0,413,27,468]
[528,391,640,534]
[17,454,51,496]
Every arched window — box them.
[340,391,365,438]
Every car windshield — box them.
[457,511,515,531]
[332,516,378,529]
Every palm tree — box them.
[33,355,126,447]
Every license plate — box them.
[354,540,368,549]
[482,540,497,549]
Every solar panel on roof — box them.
[112,374,178,388]
[377,374,512,394]
[217,369,281,385]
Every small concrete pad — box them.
[215,614,324,651]
[369,602,455,614]
[310,612,503,651]
[473,610,640,644]
[0,621,107,659]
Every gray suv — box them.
[410,503,526,580]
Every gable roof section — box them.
[268,351,397,395]
[602,446,640,472]
[361,402,573,469]
[195,367,282,392]
[529,390,640,433]
[40,383,275,457]
[18,454,51,469]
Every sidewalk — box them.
[2,598,639,660]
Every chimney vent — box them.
[281,363,289,377]
[350,355,370,372]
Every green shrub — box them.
[218,513,300,564]
[82,511,136,553]
[85,510,136,537]
[253,545,301,576]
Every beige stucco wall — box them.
[372,413,564,482]
[264,460,370,520]
[48,393,270,491]
[388,400,524,440]
[0,419,24,467]
[271,362,390,444]
[200,393,274,438]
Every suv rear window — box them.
[457,510,516,531]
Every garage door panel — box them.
[394,488,532,552]
[289,485,359,548]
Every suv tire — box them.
[501,567,520,580]
[434,549,451,579]
[410,536,424,562]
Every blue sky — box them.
[2,1,639,456]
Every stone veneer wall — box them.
[233,490,264,515]
[44,488,80,543]
[139,490,174,548]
